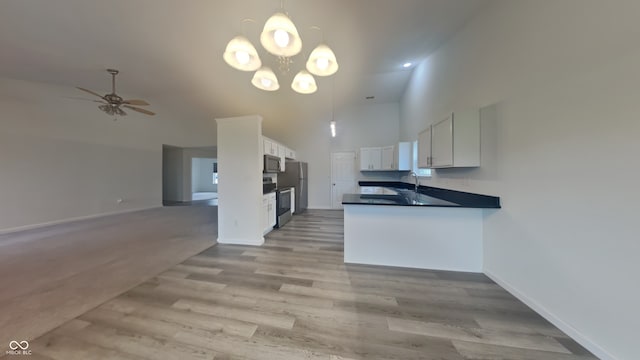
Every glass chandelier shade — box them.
[260,12,302,57]
[291,70,317,94]
[223,36,262,71]
[306,44,339,76]
[251,67,280,91]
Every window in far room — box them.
[412,141,432,177]
[212,162,218,184]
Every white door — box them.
[331,152,357,209]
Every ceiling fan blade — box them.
[76,87,104,99]
[123,105,155,116]
[123,99,150,106]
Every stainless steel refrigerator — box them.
[279,161,308,213]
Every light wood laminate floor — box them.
[5,210,596,359]
[0,205,216,349]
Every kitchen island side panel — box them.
[344,205,483,272]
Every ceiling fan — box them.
[77,69,155,118]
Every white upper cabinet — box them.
[360,147,382,171]
[432,115,454,167]
[418,127,432,168]
[360,142,411,171]
[420,109,480,169]
[263,138,278,156]
[381,146,394,170]
[262,136,296,168]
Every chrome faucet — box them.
[409,171,419,193]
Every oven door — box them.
[275,189,292,228]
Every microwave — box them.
[264,154,281,173]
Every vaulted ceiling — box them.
[0,0,488,126]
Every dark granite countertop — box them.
[342,181,501,209]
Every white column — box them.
[215,115,264,245]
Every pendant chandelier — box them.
[223,8,338,94]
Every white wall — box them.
[0,78,217,232]
[191,157,217,193]
[272,102,403,209]
[216,115,263,245]
[399,1,640,359]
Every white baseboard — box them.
[0,206,162,236]
[307,206,341,210]
[484,270,616,360]
[216,237,264,246]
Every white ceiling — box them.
[0,0,488,125]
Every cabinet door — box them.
[269,196,277,228]
[360,147,383,170]
[418,127,432,168]
[262,197,269,234]
[359,148,371,170]
[278,145,286,172]
[432,115,454,167]
[290,188,296,214]
[381,146,394,170]
[263,138,272,155]
[370,147,382,170]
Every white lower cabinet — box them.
[291,187,296,214]
[262,192,276,235]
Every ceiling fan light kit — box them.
[76,69,155,119]
[223,5,338,94]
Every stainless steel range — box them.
[275,187,292,228]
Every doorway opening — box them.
[162,145,217,206]
[191,157,218,201]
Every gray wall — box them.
[162,145,184,202]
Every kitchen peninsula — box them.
[343,181,500,272]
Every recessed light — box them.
[403,62,412,68]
